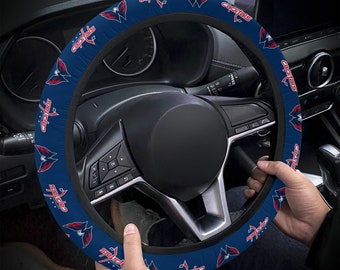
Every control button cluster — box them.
[235,118,270,134]
[94,174,134,199]
[89,142,135,198]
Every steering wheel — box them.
[35,1,302,269]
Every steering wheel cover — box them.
[35,1,301,269]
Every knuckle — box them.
[271,161,283,173]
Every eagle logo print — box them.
[145,260,158,270]
[188,0,208,8]
[46,58,71,85]
[100,0,127,22]
[289,105,302,132]
[272,187,286,211]
[63,221,93,248]
[259,27,278,49]
[35,145,58,172]
[139,0,168,8]
[216,245,240,267]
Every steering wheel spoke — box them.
[79,122,140,204]
[200,171,233,237]
[135,170,232,241]
[90,175,141,205]
[199,95,276,142]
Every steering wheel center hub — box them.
[124,92,227,201]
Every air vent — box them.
[307,52,334,88]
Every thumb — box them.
[122,224,147,270]
[256,160,307,188]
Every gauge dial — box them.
[1,36,61,103]
[103,27,157,77]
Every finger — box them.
[244,156,269,198]
[258,156,269,161]
[249,156,269,183]
[95,262,110,270]
[247,177,263,193]
[250,167,267,184]
[122,224,147,270]
[256,160,308,189]
[244,187,256,198]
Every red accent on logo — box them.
[221,2,252,23]
[146,260,158,270]
[259,27,278,49]
[63,221,93,248]
[286,144,300,170]
[289,104,302,132]
[100,0,127,21]
[46,58,71,85]
[39,98,59,133]
[281,60,298,92]
[216,245,240,268]
[35,145,58,173]
[44,184,68,212]
[98,247,125,267]
[179,260,205,270]
[246,217,269,242]
[272,187,286,211]
[139,0,167,8]
[71,25,96,53]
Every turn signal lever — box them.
[0,131,35,155]
[317,144,340,203]
[0,123,85,155]
[185,66,259,97]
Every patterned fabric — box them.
[34,1,302,269]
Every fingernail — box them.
[124,223,137,236]
[257,160,269,168]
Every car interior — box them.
[0,0,339,269]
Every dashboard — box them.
[0,0,339,209]
[256,0,340,120]
[0,1,213,132]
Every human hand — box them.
[121,223,148,270]
[245,158,331,247]
[95,224,148,270]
